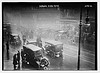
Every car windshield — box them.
[34,50,42,58]
[45,42,52,46]
[14,36,18,39]
[55,44,63,51]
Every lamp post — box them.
[77,4,91,70]
[77,6,82,70]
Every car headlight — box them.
[56,54,60,57]
[27,62,29,64]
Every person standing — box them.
[13,54,18,70]
[36,37,42,48]
[13,51,20,70]
[6,41,9,60]
[17,51,20,70]
[22,35,27,45]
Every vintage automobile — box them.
[26,39,45,52]
[9,34,21,48]
[44,40,63,58]
[21,44,50,70]
[26,37,42,48]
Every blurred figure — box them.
[36,37,46,54]
[36,36,42,48]
[22,35,27,45]
[13,53,18,70]
[17,51,20,69]
[6,41,9,60]
[13,51,20,70]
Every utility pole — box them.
[77,6,82,70]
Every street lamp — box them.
[77,4,91,70]
[77,6,82,70]
[84,6,90,27]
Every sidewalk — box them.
[4,60,14,70]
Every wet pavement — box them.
[3,39,95,70]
